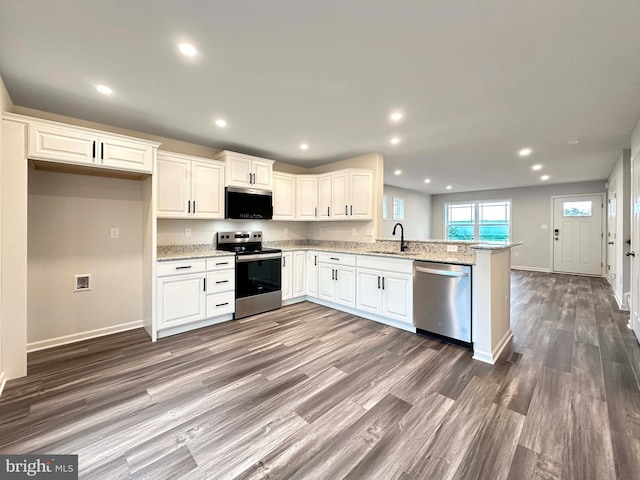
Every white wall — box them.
[379,184,431,240]
[28,169,144,347]
[607,150,631,307]
[0,73,14,388]
[431,181,606,271]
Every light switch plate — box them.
[541,224,548,230]
[284,227,289,235]
[110,228,119,239]
[185,228,192,237]
[352,228,357,236]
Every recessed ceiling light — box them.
[299,143,309,151]
[214,119,227,128]
[394,169,402,175]
[390,137,400,145]
[390,112,403,122]
[519,148,533,157]
[424,178,431,184]
[567,137,581,145]
[96,85,113,95]
[532,164,543,171]
[179,43,198,57]
[540,175,550,181]
[446,185,452,190]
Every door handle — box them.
[626,251,636,257]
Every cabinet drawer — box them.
[206,269,235,293]
[206,256,235,270]
[207,291,235,317]
[157,258,206,277]
[357,255,413,274]
[318,252,356,267]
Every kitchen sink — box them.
[366,250,413,256]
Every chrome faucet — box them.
[392,223,408,252]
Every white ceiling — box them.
[1,1,640,194]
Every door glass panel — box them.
[563,201,592,217]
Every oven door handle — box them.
[235,253,282,262]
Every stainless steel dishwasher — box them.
[413,261,471,343]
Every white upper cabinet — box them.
[317,174,333,220]
[157,151,224,219]
[272,172,296,220]
[26,119,157,174]
[296,175,318,220]
[331,170,350,220]
[215,150,274,189]
[328,169,374,221]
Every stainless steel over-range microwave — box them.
[225,186,273,220]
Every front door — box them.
[630,153,640,342]
[552,195,603,275]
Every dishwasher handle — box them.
[415,266,469,278]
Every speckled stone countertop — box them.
[157,244,234,261]
[157,240,522,264]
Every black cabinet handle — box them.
[327,207,330,216]
[382,277,385,290]
[92,141,96,159]
[314,255,317,266]
[378,276,381,289]
[216,302,229,307]
[330,257,340,261]
[283,257,286,267]
[215,280,229,284]
[193,201,196,212]
[345,205,348,215]
[249,173,252,184]
[315,207,317,217]
[350,205,353,215]
[175,266,192,270]
[216,262,229,265]
[101,143,104,160]
[331,269,335,280]
[335,269,338,281]
[203,278,206,291]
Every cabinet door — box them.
[282,252,293,300]
[306,251,319,298]
[331,171,350,220]
[335,266,356,308]
[382,272,413,323]
[100,136,153,173]
[252,160,273,189]
[356,269,383,315]
[156,155,190,217]
[318,264,336,302]
[296,176,318,220]
[349,171,373,219]
[28,123,97,164]
[272,173,296,220]
[157,274,206,329]
[317,174,332,220]
[292,251,306,298]
[192,160,224,219]
[226,155,253,187]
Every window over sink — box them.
[446,199,511,244]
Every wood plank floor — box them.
[1,271,639,479]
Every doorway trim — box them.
[550,193,606,276]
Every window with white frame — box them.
[445,200,511,244]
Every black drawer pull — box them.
[215,280,229,284]
[330,257,340,261]
[175,266,192,270]
[216,302,229,307]
[216,262,229,265]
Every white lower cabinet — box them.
[282,251,307,301]
[306,251,319,298]
[156,256,235,336]
[355,255,413,326]
[318,252,356,308]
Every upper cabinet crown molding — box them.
[214,150,274,190]
[4,112,160,176]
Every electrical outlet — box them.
[447,245,458,252]
[74,274,91,292]
[352,228,357,236]
[366,228,373,236]
[185,228,192,237]
[284,227,289,235]
[110,228,119,239]
[541,224,548,230]
[319,228,324,235]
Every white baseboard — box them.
[614,292,630,312]
[0,372,6,398]
[27,320,144,353]
[511,265,551,273]
[473,329,513,365]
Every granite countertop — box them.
[278,246,475,265]
[157,245,234,261]
[472,242,524,250]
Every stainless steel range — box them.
[216,231,282,319]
